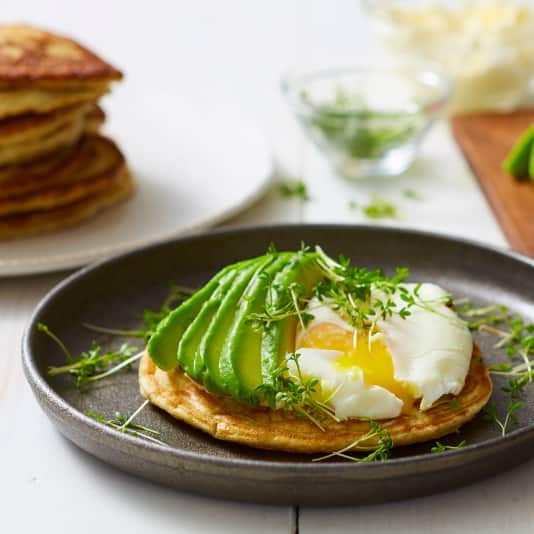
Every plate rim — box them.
[22,223,534,475]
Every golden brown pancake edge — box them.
[0,24,122,85]
[0,134,123,200]
[0,84,110,118]
[0,166,134,240]
[0,152,124,216]
[0,106,93,166]
[139,347,492,454]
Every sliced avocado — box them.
[219,253,292,402]
[199,257,268,393]
[260,252,323,385]
[147,264,235,370]
[530,141,534,180]
[503,123,534,180]
[176,267,240,380]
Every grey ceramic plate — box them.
[23,225,534,505]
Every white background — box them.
[2,1,534,533]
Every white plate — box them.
[0,92,272,276]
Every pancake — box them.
[0,102,103,144]
[0,25,122,86]
[139,347,492,454]
[0,83,109,118]
[0,134,123,200]
[0,103,104,166]
[0,167,134,239]
[0,25,121,117]
[0,25,130,238]
[84,104,106,131]
[0,141,84,193]
[0,154,124,216]
[0,102,87,143]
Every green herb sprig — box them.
[40,323,142,387]
[431,398,464,411]
[314,246,418,330]
[86,400,166,446]
[250,246,448,349]
[431,440,466,453]
[455,300,534,434]
[313,421,392,462]
[248,279,314,332]
[256,352,339,431]
[40,282,192,388]
[482,401,524,437]
[456,301,534,393]
[449,399,463,411]
[362,194,400,220]
[278,179,309,202]
[349,194,400,220]
[277,178,310,223]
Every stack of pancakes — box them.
[0,24,133,239]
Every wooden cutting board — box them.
[451,111,534,257]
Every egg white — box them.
[376,283,472,410]
[287,348,403,420]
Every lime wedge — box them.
[503,123,534,180]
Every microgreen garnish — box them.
[448,399,463,411]
[454,302,510,332]
[455,300,534,434]
[278,178,310,223]
[354,194,400,220]
[430,397,464,411]
[482,401,524,437]
[248,258,315,332]
[86,400,166,446]
[250,246,448,348]
[256,352,339,431]
[314,246,421,331]
[455,301,534,389]
[313,421,392,462]
[278,179,310,202]
[431,440,466,453]
[40,282,191,388]
[39,323,142,387]
[267,242,278,255]
[84,282,194,341]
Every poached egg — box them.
[287,283,472,420]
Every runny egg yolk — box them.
[297,322,415,410]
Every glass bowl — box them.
[282,66,452,179]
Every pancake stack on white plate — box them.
[0,24,134,239]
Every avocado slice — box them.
[148,250,325,403]
[176,267,241,380]
[219,253,292,401]
[260,252,323,385]
[503,123,534,180]
[530,141,534,180]
[199,257,268,393]
[147,264,235,370]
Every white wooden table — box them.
[2,1,534,532]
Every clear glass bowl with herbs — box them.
[282,67,452,178]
